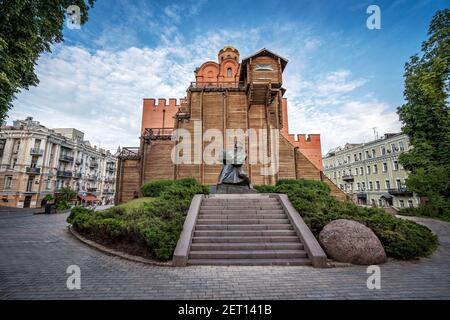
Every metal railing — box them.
[57,170,73,178]
[30,148,44,155]
[26,167,41,175]
[59,154,74,162]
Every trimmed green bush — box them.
[140,179,176,197]
[256,179,438,260]
[68,178,209,261]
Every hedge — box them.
[68,178,209,260]
[255,179,438,260]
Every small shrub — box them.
[140,180,176,197]
[399,205,450,222]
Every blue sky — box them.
[10,0,449,152]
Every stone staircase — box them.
[187,194,311,266]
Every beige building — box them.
[323,133,420,210]
[0,117,117,208]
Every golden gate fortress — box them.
[115,46,346,203]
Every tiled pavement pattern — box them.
[0,211,449,299]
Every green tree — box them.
[0,0,96,121]
[397,9,450,214]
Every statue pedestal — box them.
[216,184,257,194]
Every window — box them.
[360,167,363,175]
[385,180,391,189]
[366,166,371,175]
[382,162,388,172]
[393,160,399,171]
[354,168,358,176]
[26,178,34,192]
[347,155,350,163]
[371,149,376,157]
[4,176,12,190]
[375,181,380,190]
[408,200,413,208]
[227,67,232,77]
[391,143,398,152]
[365,150,369,159]
[362,182,366,190]
[371,199,376,206]
[0,139,6,157]
[378,199,383,207]
[358,152,362,160]
[45,179,51,190]
[396,179,402,189]
[354,154,357,161]
[381,146,386,155]
[399,141,405,151]
[369,181,373,191]
[373,164,378,174]
[357,183,360,191]
[399,200,405,208]
[255,64,273,71]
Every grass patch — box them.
[255,179,438,260]
[68,178,209,261]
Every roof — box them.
[239,48,288,82]
[241,48,288,70]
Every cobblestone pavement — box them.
[0,211,449,299]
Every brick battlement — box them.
[143,98,180,108]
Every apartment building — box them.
[0,117,117,208]
[323,133,420,210]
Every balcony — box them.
[30,148,44,155]
[57,170,73,178]
[73,172,82,179]
[388,187,413,196]
[342,174,354,182]
[143,128,174,141]
[189,80,245,89]
[87,175,98,181]
[59,154,74,162]
[26,167,41,175]
[89,162,98,168]
[103,189,114,195]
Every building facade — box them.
[323,133,420,210]
[116,46,345,204]
[0,117,117,208]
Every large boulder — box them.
[319,219,387,265]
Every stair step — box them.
[194,230,297,237]
[192,236,301,243]
[201,205,282,210]
[190,242,303,251]
[189,250,307,259]
[195,224,293,230]
[196,218,290,225]
[188,258,311,266]
[199,214,286,220]
[200,209,285,214]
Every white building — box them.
[323,133,420,210]
[0,117,117,208]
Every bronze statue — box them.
[217,141,254,193]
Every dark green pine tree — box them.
[397,9,450,215]
[0,0,96,121]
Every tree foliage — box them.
[0,0,95,121]
[397,9,450,214]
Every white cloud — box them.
[9,20,401,155]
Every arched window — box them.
[227,67,232,77]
